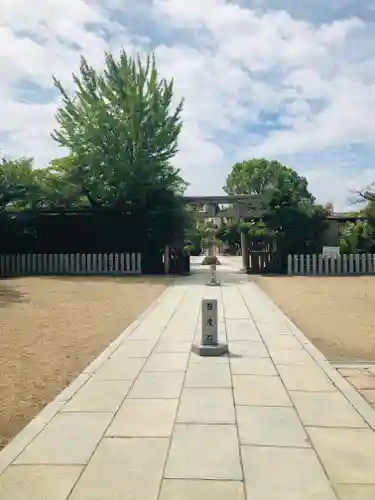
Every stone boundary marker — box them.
[191,299,228,357]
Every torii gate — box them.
[183,195,261,271]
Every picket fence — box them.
[288,253,375,276]
[0,252,142,277]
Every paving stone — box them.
[263,335,303,350]
[163,329,196,341]
[258,326,291,337]
[339,368,368,377]
[83,351,111,374]
[0,465,83,500]
[165,424,242,480]
[277,365,335,391]
[62,381,131,413]
[143,353,189,372]
[269,348,314,365]
[334,484,375,500]
[0,421,51,474]
[189,351,229,364]
[155,342,192,353]
[69,438,169,500]
[233,375,292,406]
[93,357,145,381]
[159,479,245,500]
[55,374,92,402]
[228,341,269,358]
[241,446,337,500]
[15,413,112,465]
[289,391,368,428]
[177,388,235,424]
[111,340,157,358]
[237,406,310,447]
[307,427,375,483]
[360,389,375,404]
[225,319,262,341]
[185,363,231,388]
[128,371,185,398]
[230,357,277,376]
[127,326,165,341]
[221,288,251,319]
[347,374,375,390]
[106,399,178,437]
[0,398,69,473]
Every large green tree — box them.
[224,158,327,257]
[51,51,186,209]
[0,156,84,210]
[0,157,37,210]
[224,158,312,202]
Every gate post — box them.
[241,232,250,273]
[164,246,170,274]
[240,231,247,270]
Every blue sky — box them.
[1,0,375,209]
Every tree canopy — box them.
[224,158,312,202]
[339,195,375,254]
[52,51,186,209]
[0,156,86,210]
[223,158,327,257]
[0,157,35,210]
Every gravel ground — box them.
[0,276,170,450]
[256,276,375,362]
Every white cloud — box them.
[307,166,374,211]
[0,0,146,162]
[0,0,374,209]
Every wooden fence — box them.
[288,253,375,276]
[248,251,282,274]
[0,252,142,277]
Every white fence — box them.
[288,253,375,276]
[0,252,142,277]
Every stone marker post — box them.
[191,299,228,357]
[202,299,218,345]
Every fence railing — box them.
[288,253,375,276]
[0,252,142,277]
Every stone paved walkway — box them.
[1,259,375,499]
[332,362,375,410]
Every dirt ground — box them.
[256,276,375,362]
[0,276,170,450]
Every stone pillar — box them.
[164,246,170,274]
[191,299,228,357]
[240,231,247,270]
[237,202,249,272]
[244,233,250,272]
[240,230,250,272]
